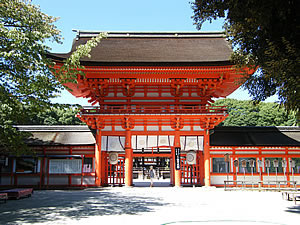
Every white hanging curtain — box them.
[101,136,125,151]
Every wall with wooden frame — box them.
[210,146,300,187]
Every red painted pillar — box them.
[173,130,181,187]
[204,129,211,186]
[95,129,102,186]
[101,151,107,186]
[125,129,133,187]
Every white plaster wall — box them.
[181,126,191,131]
[17,176,40,185]
[72,176,95,185]
[262,175,287,182]
[72,176,81,185]
[236,175,260,183]
[0,176,12,185]
[193,126,203,131]
[48,176,68,185]
[211,175,233,185]
[147,126,159,131]
[161,126,173,131]
[83,176,95,185]
[102,126,112,131]
[290,175,300,184]
[131,126,144,131]
[115,126,125,131]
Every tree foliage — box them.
[0,0,62,154]
[213,99,297,126]
[28,105,84,125]
[0,0,105,155]
[191,0,299,113]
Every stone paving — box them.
[0,182,299,225]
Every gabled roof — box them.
[210,126,300,146]
[15,125,300,147]
[15,125,95,146]
[49,31,233,66]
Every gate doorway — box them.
[132,146,172,187]
[133,156,171,187]
[104,150,204,187]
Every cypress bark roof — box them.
[210,126,300,146]
[49,31,233,66]
[15,125,300,147]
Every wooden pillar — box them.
[204,129,211,186]
[173,130,181,187]
[258,156,263,185]
[101,151,107,186]
[95,129,102,186]
[125,129,133,187]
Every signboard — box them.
[175,147,181,170]
[49,159,82,174]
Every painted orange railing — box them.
[80,105,227,115]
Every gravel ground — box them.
[0,183,299,225]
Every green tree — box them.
[0,0,62,154]
[0,0,105,155]
[213,99,297,126]
[191,0,299,113]
[28,105,84,125]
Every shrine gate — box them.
[50,31,255,187]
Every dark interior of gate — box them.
[132,147,172,187]
[104,145,204,187]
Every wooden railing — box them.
[80,105,227,115]
[224,180,298,191]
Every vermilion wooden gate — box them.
[181,152,203,186]
[106,155,125,186]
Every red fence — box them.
[106,157,125,186]
[181,152,203,186]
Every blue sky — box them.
[33,0,277,105]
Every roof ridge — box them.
[72,30,226,39]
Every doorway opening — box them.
[133,156,171,187]
[132,146,172,187]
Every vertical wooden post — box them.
[173,130,181,187]
[233,157,237,184]
[101,151,107,186]
[125,129,133,187]
[95,129,102,186]
[204,129,211,186]
[68,146,72,187]
[258,156,263,185]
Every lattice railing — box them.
[80,105,227,115]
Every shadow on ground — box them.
[0,189,168,224]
